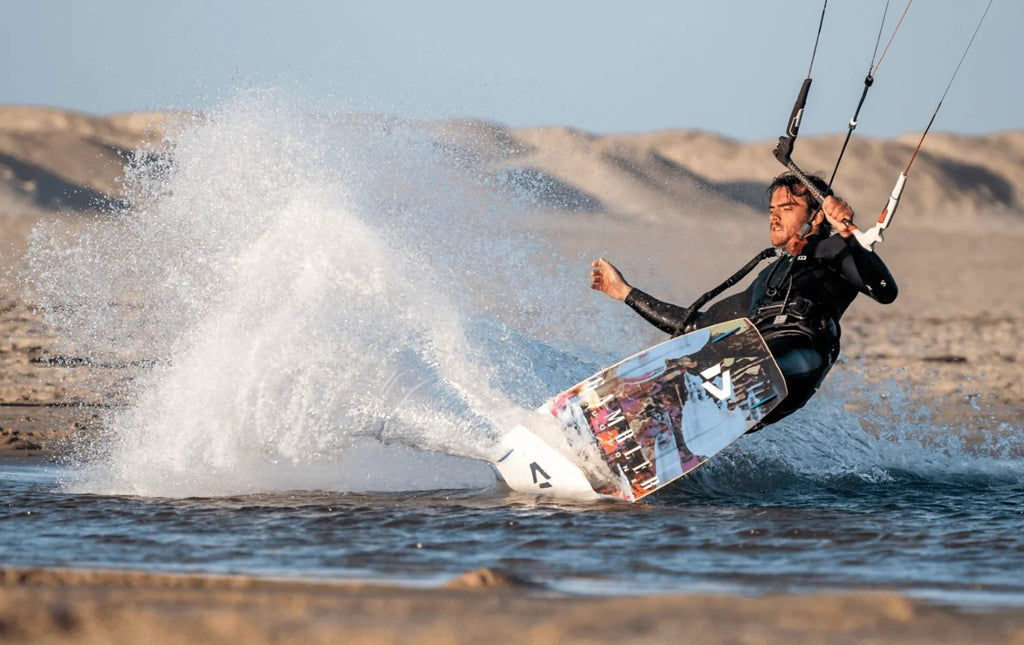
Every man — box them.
[589,172,898,429]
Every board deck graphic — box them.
[494,318,787,502]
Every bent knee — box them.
[775,348,824,376]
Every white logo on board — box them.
[700,363,734,401]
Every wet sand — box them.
[2,567,1023,644]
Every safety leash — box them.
[829,0,913,189]
[849,0,994,251]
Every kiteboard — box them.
[492,318,787,502]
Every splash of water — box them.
[27,90,616,497]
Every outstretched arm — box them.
[591,258,694,336]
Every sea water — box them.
[7,90,1024,605]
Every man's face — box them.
[769,186,814,248]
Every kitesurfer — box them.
[589,172,898,429]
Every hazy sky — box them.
[2,0,1018,140]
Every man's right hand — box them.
[822,195,856,238]
[590,258,632,301]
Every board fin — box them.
[491,425,601,500]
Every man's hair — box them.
[767,172,833,234]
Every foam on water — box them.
[678,367,1024,501]
[26,91,615,497]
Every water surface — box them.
[4,440,1021,608]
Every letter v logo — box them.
[529,462,553,489]
[700,363,733,401]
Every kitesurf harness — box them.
[675,243,841,364]
[747,243,843,365]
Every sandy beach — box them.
[1,106,1022,642]
[0,566,1023,644]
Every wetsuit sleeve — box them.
[817,235,898,304]
[623,288,694,336]
[624,288,750,336]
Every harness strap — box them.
[679,247,779,330]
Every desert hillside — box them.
[3,106,1023,223]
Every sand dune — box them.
[3,106,1023,221]
[0,107,169,211]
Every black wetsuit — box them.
[624,231,898,428]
